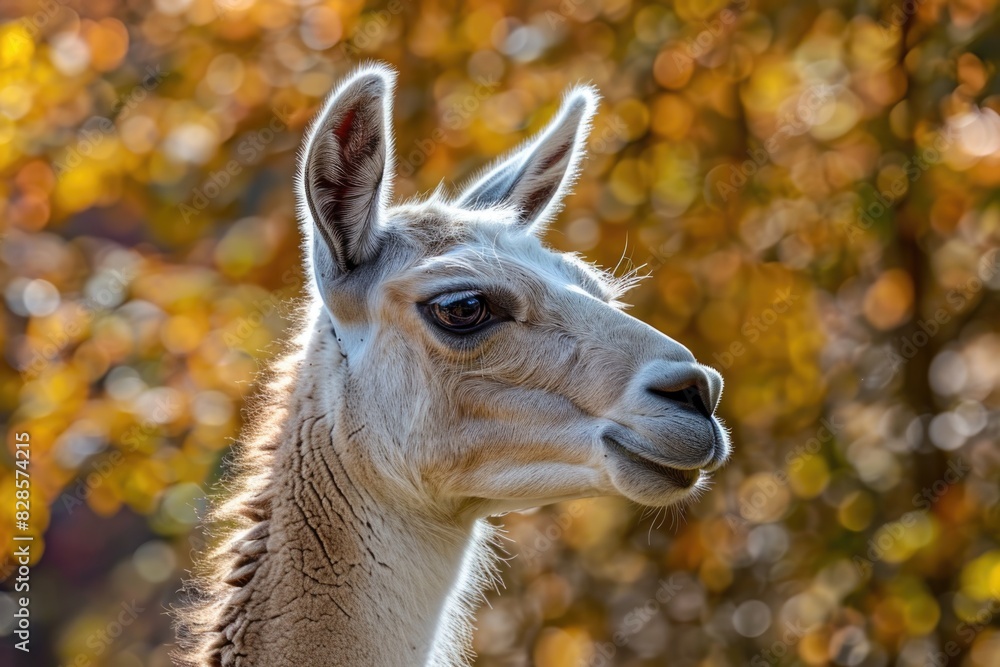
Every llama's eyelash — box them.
[417,284,523,317]
[418,290,512,344]
[426,290,481,306]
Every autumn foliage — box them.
[1,0,999,665]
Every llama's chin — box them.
[602,433,713,507]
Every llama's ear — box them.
[299,64,396,275]
[456,86,598,232]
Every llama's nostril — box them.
[648,383,712,419]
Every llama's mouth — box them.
[602,435,702,489]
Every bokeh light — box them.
[1,0,999,666]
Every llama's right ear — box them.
[299,65,396,276]
[455,86,598,232]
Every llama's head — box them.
[296,64,730,517]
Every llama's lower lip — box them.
[602,435,701,488]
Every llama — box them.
[177,63,730,667]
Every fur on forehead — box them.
[380,194,632,303]
[299,181,637,307]
[385,189,517,252]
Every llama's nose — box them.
[645,364,721,420]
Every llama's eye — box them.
[427,292,492,333]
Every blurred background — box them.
[2,0,1000,665]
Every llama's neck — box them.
[201,315,493,667]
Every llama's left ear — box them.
[299,64,396,277]
[456,86,598,232]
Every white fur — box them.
[180,62,730,667]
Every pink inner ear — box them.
[536,140,572,172]
[334,106,358,142]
